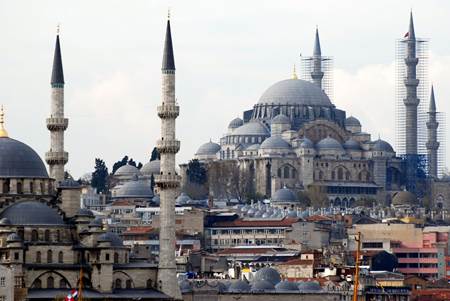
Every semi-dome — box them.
[0,137,48,178]
[300,138,314,148]
[298,281,322,291]
[272,187,297,203]
[196,141,221,156]
[141,159,160,176]
[317,137,344,151]
[372,139,394,152]
[253,267,281,285]
[392,191,417,206]
[0,201,64,225]
[260,136,291,150]
[246,144,260,151]
[233,122,270,136]
[178,280,192,293]
[115,179,153,199]
[98,232,124,247]
[343,139,361,150]
[271,114,290,124]
[251,280,275,291]
[258,79,333,107]
[114,164,141,177]
[59,178,81,189]
[345,116,361,127]
[228,280,251,292]
[228,117,244,129]
[275,281,299,291]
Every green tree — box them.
[186,159,207,185]
[91,158,109,193]
[150,147,160,161]
[112,156,128,174]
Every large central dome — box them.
[258,79,332,106]
[0,137,49,178]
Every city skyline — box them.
[1,0,450,178]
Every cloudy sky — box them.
[1,0,450,178]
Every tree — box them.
[305,185,329,208]
[186,159,207,185]
[150,174,155,192]
[91,158,109,193]
[150,147,160,161]
[112,156,128,174]
[137,162,143,169]
[128,158,136,167]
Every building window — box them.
[17,182,23,194]
[126,280,132,289]
[58,251,64,263]
[47,276,54,289]
[0,277,5,287]
[33,279,42,289]
[14,252,19,260]
[44,230,50,241]
[114,253,119,264]
[36,251,41,263]
[56,230,61,242]
[105,253,110,261]
[31,229,39,241]
[146,279,152,288]
[115,279,122,289]
[345,171,351,180]
[284,166,290,178]
[338,168,343,180]
[59,279,68,288]
[47,250,53,263]
[30,182,34,194]
[331,171,336,180]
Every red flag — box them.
[404,32,409,38]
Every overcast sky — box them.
[1,0,450,178]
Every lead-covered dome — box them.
[392,191,416,206]
[317,137,344,151]
[251,280,275,291]
[343,139,361,150]
[275,281,299,291]
[98,232,124,247]
[233,122,270,136]
[228,280,251,292]
[0,137,48,178]
[253,267,281,285]
[0,201,64,225]
[260,136,291,150]
[228,117,244,129]
[196,141,221,156]
[271,114,290,124]
[372,139,394,152]
[258,79,333,106]
[345,116,361,127]
[115,179,153,199]
[272,187,297,203]
[141,159,160,176]
[114,164,141,177]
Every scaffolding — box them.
[436,112,447,178]
[300,55,334,100]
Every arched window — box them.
[44,230,50,241]
[292,169,297,179]
[346,171,351,181]
[47,250,53,263]
[126,279,132,289]
[114,253,119,264]
[115,279,122,289]
[125,253,128,263]
[17,182,23,194]
[47,276,54,289]
[319,171,324,180]
[59,279,68,288]
[358,172,362,181]
[33,279,42,289]
[56,230,61,242]
[331,171,336,180]
[366,172,371,182]
[31,230,39,241]
[3,180,9,193]
[337,168,343,180]
[30,182,34,194]
[58,251,64,263]
[284,166,290,178]
[40,182,45,194]
[36,251,41,263]
[146,279,152,288]
[277,168,282,178]
[87,253,90,262]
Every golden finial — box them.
[0,105,9,138]
[292,64,298,79]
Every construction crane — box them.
[352,232,361,301]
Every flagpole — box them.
[78,267,83,301]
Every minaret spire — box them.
[426,85,439,178]
[0,105,9,138]
[46,27,69,184]
[408,11,416,40]
[313,26,321,56]
[155,15,182,300]
[311,27,324,89]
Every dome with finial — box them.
[228,117,244,129]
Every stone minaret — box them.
[155,17,182,300]
[311,27,324,89]
[403,12,419,156]
[426,85,439,178]
[46,31,68,184]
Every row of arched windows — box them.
[316,168,371,182]
[36,250,64,264]
[33,277,68,289]
[31,229,62,242]
[2,180,52,194]
[277,165,297,179]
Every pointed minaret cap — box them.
[51,28,64,85]
[408,11,416,40]
[313,27,321,56]
[292,64,298,79]
[0,105,9,138]
[429,85,436,112]
[162,17,175,71]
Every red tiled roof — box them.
[123,226,154,234]
[112,199,135,206]
[216,248,278,255]
[213,217,299,228]
[278,258,314,265]
[305,215,333,222]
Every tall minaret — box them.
[311,27,324,89]
[426,85,439,178]
[403,12,419,156]
[45,29,68,184]
[155,15,182,300]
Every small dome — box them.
[253,267,281,285]
[345,116,361,127]
[260,136,291,149]
[258,79,333,106]
[228,117,244,129]
[372,139,394,152]
[233,122,270,136]
[114,164,141,177]
[176,193,192,205]
[275,281,299,291]
[298,281,322,291]
[196,141,221,156]
[0,218,11,225]
[178,280,192,293]
[271,114,290,124]
[59,178,81,189]
[246,144,260,151]
[0,137,49,178]
[300,138,314,148]
[77,208,94,217]
[317,137,344,151]
[141,160,160,175]
[0,201,64,225]
[98,232,123,246]
[251,280,275,291]
[115,179,153,199]
[343,139,361,150]
[6,233,22,242]
[272,187,297,203]
[392,191,417,206]
[228,280,251,292]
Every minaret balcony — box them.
[404,57,419,65]
[157,105,180,119]
[403,97,419,106]
[46,118,68,130]
[403,78,419,87]
[155,174,181,188]
[156,139,180,154]
[426,141,440,150]
[426,121,439,129]
[45,151,68,164]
